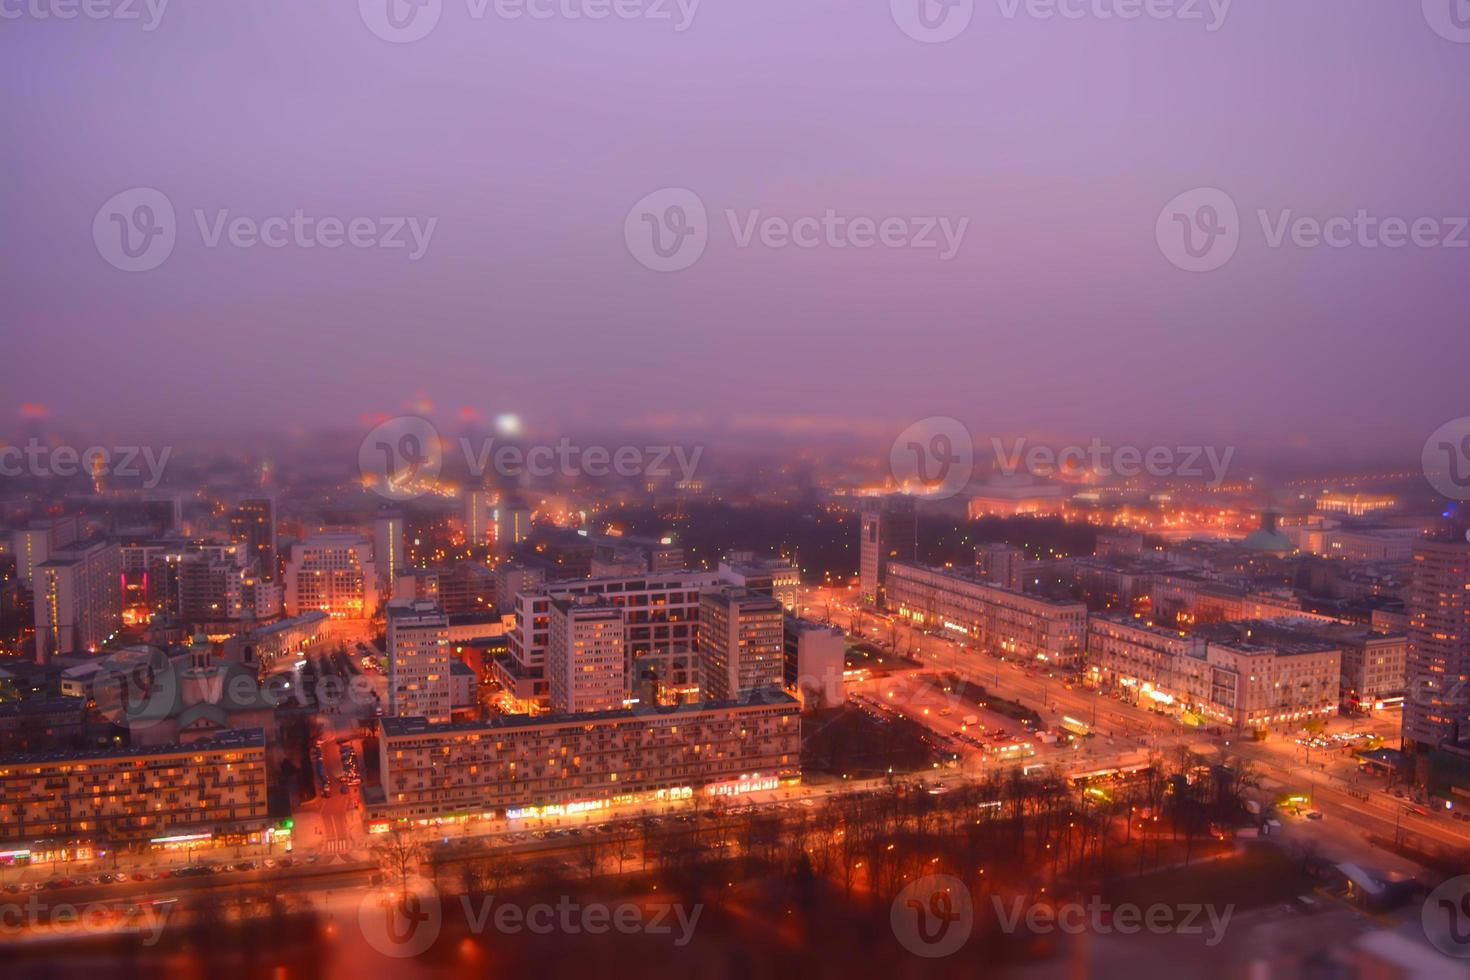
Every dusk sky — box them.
[3,0,1467,456]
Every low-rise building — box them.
[886,562,1087,667]
[372,694,801,822]
[0,729,269,845]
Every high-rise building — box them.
[33,538,123,662]
[374,511,407,590]
[699,587,785,701]
[976,542,1027,591]
[859,494,916,609]
[13,517,79,591]
[464,490,493,547]
[546,595,625,714]
[388,600,451,723]
[495,497,532,553]
[1404,535,1470,772]
[229,496,277,581]
[284,533,377,618]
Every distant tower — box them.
[859,495,916,609]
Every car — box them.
[1305,811,1324,821]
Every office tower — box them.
[495,497,532,553]
[176,549,249,623]
[859,494,916,609]
[388,600,452,723]
[1403,534,1470,778]
[464,490,493,546]
[546,595,624,714]
[33,538,124,661]
[699,587,785,702]
[283,533,377,618]
[976,542,1027,591]
[374,511,407,589]
[229,496,278,581]
[13,517,79,591]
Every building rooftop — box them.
[381,689,799,739]
[0,728,265,767]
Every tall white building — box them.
[284,533,377,619]
[34,538,123,662]
[388,600,452,723]
[547,595,625,714]
[859,495,916,608]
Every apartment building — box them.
[886,561,1088,667]
[698,587,785,701]
[373,694,800,822]
[388,600,451,724]
[547,595,625,714]
[0,730,269,845]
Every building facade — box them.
[698,587,785,701]
[373,695,801,822]
[388,600,452,724]
[547,595,625,714]
[886,561,1088,667]
[859,495,916,608]
[0,730,268,845]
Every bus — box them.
[1060,715,1093,738]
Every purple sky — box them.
[2,0,1467,458]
